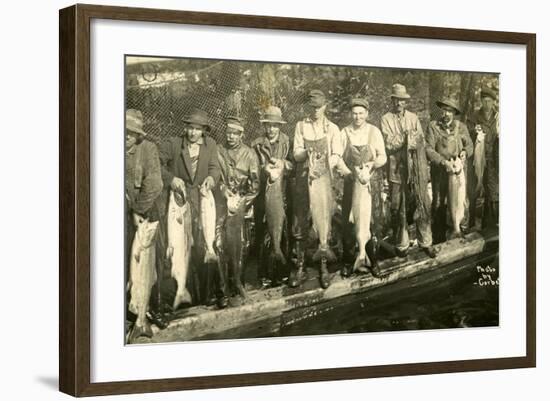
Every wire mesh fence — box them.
[125,56,499,148]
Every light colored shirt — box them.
[341,123,387,169]
[293,116,344,163]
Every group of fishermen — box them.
[125,82,499,339]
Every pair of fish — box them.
[128,218,159,340]
[447,156,467,238]
[166,187,218,310]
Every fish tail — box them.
[204,247,218,264]
[353,255,367,271]
[313,247,336,263]
[172,288,192,310]
[271,248,287,265]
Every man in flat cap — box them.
[467,87,499,229]
[381,84,437,259]
[217,116,260,302]
[426,97,474,241]
[289,89,348,289]
[125,109,164,339]
[340,98,387,278]
[159,109,227,309]
[251,106,293,287]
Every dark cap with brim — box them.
[226,116,244,132]
[183,109,211,131]
[350,98,369,110]
[306,89,327,107]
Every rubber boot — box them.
[288,240,305,288]
[365,236,382,278]
[319,257,331,289]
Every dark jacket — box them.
[159,135,221,215]
[426,119,474,164]
[125,139,163,217]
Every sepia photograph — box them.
[124,55,500,344]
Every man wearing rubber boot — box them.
[340,98,387,278]
[288,90,348,289]
[381,84,438,259]
[217,116,260,303]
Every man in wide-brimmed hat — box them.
[251,106,293,288]
[217,116,260,303]
[340,98,387,278]
[125,109,164,340]
[426,97,474,241]
[381,84,437,259]
[289,89,348,290]
[159,108,228,309]
[467,86,499,229]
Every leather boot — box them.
[288,241,305,288]
[319,257,331,289]
[365,237,382,278]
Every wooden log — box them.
[130,230,497,344]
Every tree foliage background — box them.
[126,57,499,146]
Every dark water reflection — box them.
[278,255,499,338]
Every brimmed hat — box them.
[436,98,461,115]
[260,106,287,124]
[126,109,147,136]
[306,89,327,107]
[480,87,497,101]
[226,116,244,132]
[183,109,211,131]
[390,83,411,99]
[350,98,369,110]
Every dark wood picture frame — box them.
[59,3,536,397]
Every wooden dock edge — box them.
[132,231,498,344]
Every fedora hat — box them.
[183,109,211,131]
[226,116,244,132]
[126,109,147,136]
[350,97,369,110]
[260,106,287,124]
[390,83,411,99]
[436,98,462,115]
[306,89,327,107]
[480,87,497,101]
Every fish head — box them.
[136,219,159,247]
[450,156,463,174]
[226,191,244,216]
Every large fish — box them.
[128,219,159,339]
[224,190,248,298]
[349,162,372,271]
[166,190,193,310]
[306,140,336,263]
[263,155,286,265]
[473,126,486,194]
[200,188,218,264]
[448,156,466,238]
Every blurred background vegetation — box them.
[126,57,499,146]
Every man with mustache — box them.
[381,84,437,259]
[467,87,499,229]
[125,109,164,337]
[426,98,474,241]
